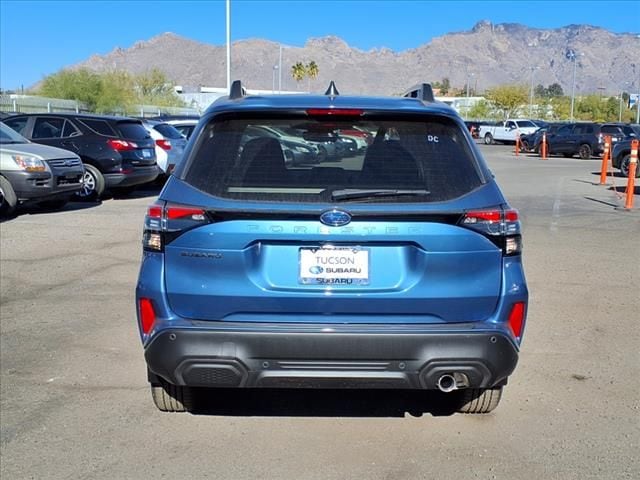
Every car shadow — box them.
[609,185,640,195]
[190,388,460,418]
[1,200,101,222]
[590,171,627,178]
[105,184,164,201]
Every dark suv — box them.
[545,122,629,159]
[4,113,159,199]
[135,81,528,414]
[611,125,640,177]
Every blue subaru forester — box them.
[136,82,528,414]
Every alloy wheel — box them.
[78,170,96,198]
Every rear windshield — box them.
[153,123,184,139]
[184,115,483,203]
[115,121,150,140]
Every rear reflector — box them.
[508,302,526,339]
[306,108,363,116]
[139,298,156,335]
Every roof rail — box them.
[229,80,246,100]
[324,81,340,96]
[401,83,435,102]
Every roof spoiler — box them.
[229,80,246,100]
[401,83,435,102]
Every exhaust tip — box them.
[437,374,457,393]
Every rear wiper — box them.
[331,188,430,201]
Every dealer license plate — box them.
[299,247,369,285]
[142,148,153,158]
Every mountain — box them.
[71,22,640,96]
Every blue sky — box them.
[1,0,639,90]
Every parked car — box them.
[273,125,341,162]
[520,123,564,153]
[611,133,640,178]
[4,113,159,200]
[242,126,318,166]
[155,116,200,140]
[543,122,629,159]
[140,120,187,175]
[135,80,528,415]
[0,121,84,216]
[464,121,482,138]
[479,119,539,145]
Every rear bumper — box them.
[144,326,519,390]
[104,166,159,188]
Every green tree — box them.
[134,68,183,106]
[291,62,306,90]
[306,61,319,91]
[534,84,546,98]
[39,68,103,110]
[468,99,496,120]
[38,67,184,113]
[95,70,135,113]
[549,96,570,120]
[484,85,528,119]
[546,83,564,97]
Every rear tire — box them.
[457,387,503,414]
[578,144,592,160]
[75,164,105,201]
[620,154,639,177]
[484,133,494,145]
[0,176,18,218]
[150,379,194,413]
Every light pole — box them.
[465,71,474,120]
[272,65,278,93]
[566,49,582,122]
[278,45,283,93]
[529,66,538,118]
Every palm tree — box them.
[306,61,319,92]
[291,62,306,90]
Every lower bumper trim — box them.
[145,327,519,390]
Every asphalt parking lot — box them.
[1,144,638,480]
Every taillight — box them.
[143,201,209,252]
[107,139,138,151]
[138,298,156,335]
[460,208,522,255]
[156,139,171,151]
[508,302,526,340]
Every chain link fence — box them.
[0,95,200,117]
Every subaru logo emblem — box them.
[320,209,351,227]
[309,266,324,274]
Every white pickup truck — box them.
[479,119,539,145]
